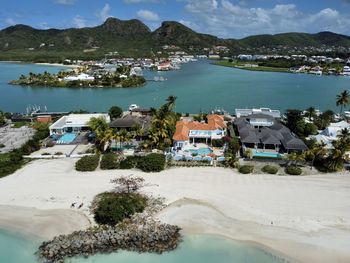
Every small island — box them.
[9,65,146,88]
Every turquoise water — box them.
[0,60,349,113]
[58,133,77,143]
[188,147,213,155]
[0,230,284,263]
[253,151,282,158]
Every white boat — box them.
[129,104,139,111]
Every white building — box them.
[49,113,110,135]
[312,121,350,148]
[235,108,281,118]
[64,73,95,81]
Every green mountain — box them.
[1,17,350,62]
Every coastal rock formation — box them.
[38,219,181,262]
[38,197,181,262]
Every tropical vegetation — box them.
[75,155,100,172]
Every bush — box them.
[136,153,165,172]
[75,155,100,172]
[239,165,254,174]
[261,165,279,174]
[212,139,224,148]
[54,152,63,156]
[119,156,137,169]
[100,153,119,170]
[94,192,147,226]
[285,166,302,175]
[0,144,5,148]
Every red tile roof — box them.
[173,115,226,141]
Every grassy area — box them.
[12,122,30,128]
[214,61,290,73]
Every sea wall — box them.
[38,219,181,262]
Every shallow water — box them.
[0,60,349,113]
[0,229,284,263]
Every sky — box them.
[1,0,350,38]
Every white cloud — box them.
[54,0,76,5]
[182,0,350,38]
[137,9,160,21]
[185,0,218,13]
[124,0,160,3]
[97,4,111,22]
[5,18,16,26]
[72,15,87,28]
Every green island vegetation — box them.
[9,65,146,88]
[214,59,347,75]
[0,122,49,178]
[2,17,350,62]
[214,60,290,73]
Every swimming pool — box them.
[188,147,213,156]
[58,133,77,144]
[253,151,282,159]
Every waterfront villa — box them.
[311,121,350,149]
[235,114,307,157]
[49,113,110,135]
[64,73,95,81]
[109,115,151,139]
[235,108,281,118]
[173,114,227,150]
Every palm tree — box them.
[305,107,316,121]
[336,90,350,114]
[131,124,144,140]
[337,128,350,146]
[88,117,111,152]
[114,129,132,149]
[166,95,177,110]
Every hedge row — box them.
[100,153,119,170]
[75,155,100,172]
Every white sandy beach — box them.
[0,158,350,262]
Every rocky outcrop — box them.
[37,197,181,262]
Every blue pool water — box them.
[188,148,213,155]
[253,151,282,158]
[58,133,77,143]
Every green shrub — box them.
[0,144,5,148]
[75,155,100,172]
[239,165,254,174]
[212,139,224,147]
[261,165,279,174]
[100,153,119,170]
[136,153,165,172]
[119,156,137,169]
[285,166,302,175]
[54,152,63,156]
[94,192,147,226]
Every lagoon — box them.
[0,229,284,263]
[0,60,349,113]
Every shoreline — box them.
[0,159,350,262]
[0,60,79,68]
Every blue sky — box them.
[1,0,350,38]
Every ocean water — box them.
[0,229,284,263]
[0,60,349,114]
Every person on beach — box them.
[70,202,76,208]
[78,203,83,209]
